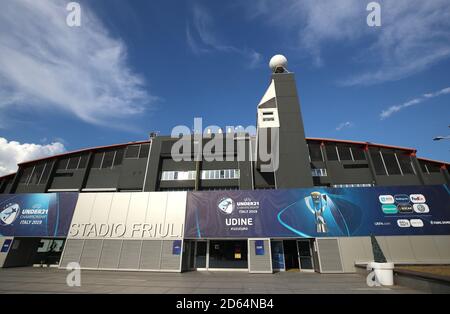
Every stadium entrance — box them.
[3,237,65,268]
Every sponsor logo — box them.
[217,197,235,214]
[382,204,398,214]
[410,219,424,228]
[397,204,413,213]
[394,194,410,204]
[0,203,20,226]
[379,195,395,204]
[413,204,430,213]
[410,194,426,204]
[397,219,411,228]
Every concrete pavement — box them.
[0,267,425,294]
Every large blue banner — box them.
[184,185,450,238]
[0,193,79,237]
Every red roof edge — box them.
[0,172,16,180]
[17,140,151,166]
[306,137,416,152]
[417,157,450,166]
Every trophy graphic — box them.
[310,192,328,233]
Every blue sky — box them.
[0,0,449,175]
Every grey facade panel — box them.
[375,174,422,186]
[317,238,343,273]
[79,239,102,268]
[432,235,450,261]
[140,240,162,270]
[422,173,448,185]
[118,159,148,190]
[60,239,84,268]
[49,170,85,190]
[271,73,313,189]
[325,161,374,185]
[338,237,374,273]
[248,239,272,273]
[98,240,122,269]
[160,240,181,271]
[409,236,442,263]
[118,240,142,269]
[384,236,415,262]
[85,169,121,189]
[14,184,47,194]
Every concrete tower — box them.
[255,55,313,188]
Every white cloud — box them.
[336,121,353,131]
[380,86,450,119]
[0,0,155,127]
[0,137,66,176]
[187,4,262,68]
[245,0,450,84]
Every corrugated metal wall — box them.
[60,239,181,271]
[248,239,272,273]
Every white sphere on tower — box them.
[269,54,288,72]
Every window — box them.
[29,164,44,185]
[39,163,52,185]
[308,143,323,162]
[78,154,88,169]
[101,151,115,169]
[343,164,369,169]
[311,168,327,177]
[161,171,196,181]
[57,158,69,170]
[19,167,33,184]
[91,152,103,169]
[337,145,352,161]
[67,156,80,170]
[325,145,338,161]
[333,183,373,188]
[113,149,124,166]
[199,169,240,180]
[397,154,415,175]
[425,162,442,173]
[370,149,387,175]
[125,145,140,159]
[350,146,366,161]
[419,160,428,174]
[139,144,150,158]
[382,152,401,175]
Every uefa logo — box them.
[0,203,20,226]
[217,197,235,215]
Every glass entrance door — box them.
[195,241,207,269]
[297,239,314,271]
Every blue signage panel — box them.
[172,240,182,255]
[184,185,450,238]
[1,239,12,253]
[0,193,79,237]
[255,240,265,255]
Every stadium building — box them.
[0,55,449,274]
